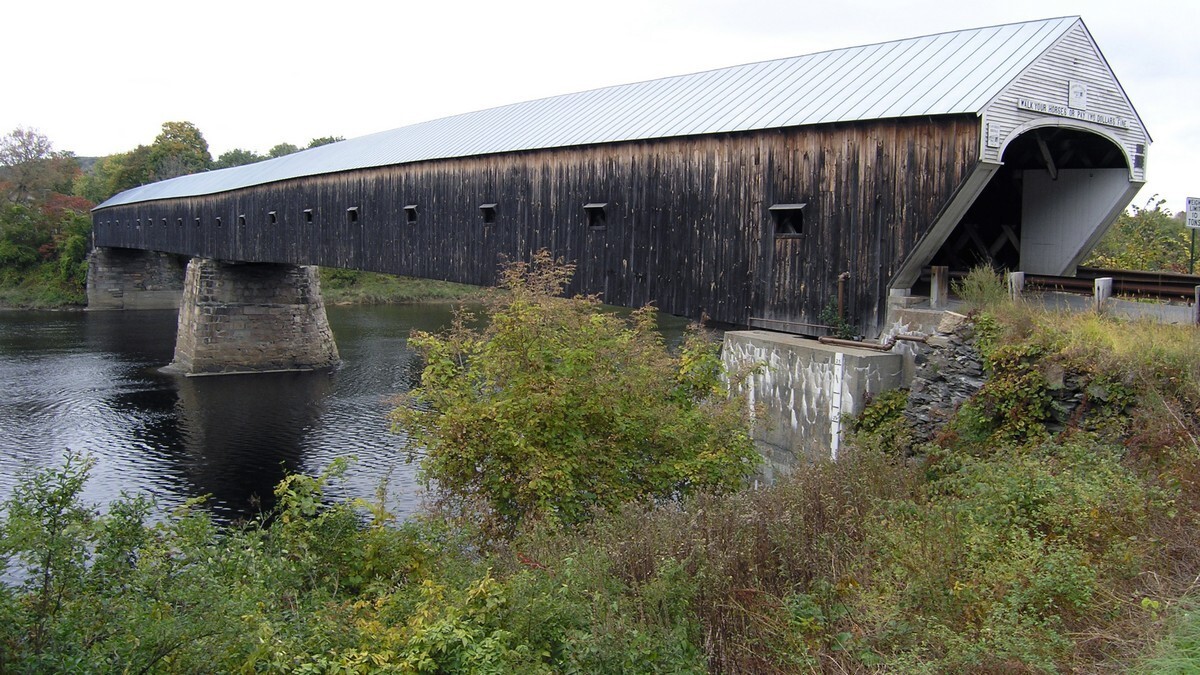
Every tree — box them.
[267,143,300,158]
[213,148,265,169]
[307,136,344,148]
[392,252,758,532]
[149,121,211,180]
[1083,196,1191,273]
[74,146,154,204]
[0,127,80,201]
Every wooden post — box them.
[1194,285,1200,325]
[1008,271,1025,301]
[1094,277,1113,313]
[930,266,949,309]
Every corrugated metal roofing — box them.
[98,16,1079,208]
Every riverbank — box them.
[0,263,86,309]
[317,268,485,305]
[0,266,484,310]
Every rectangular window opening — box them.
[195,216,202,226]
[769,203,806,237]
[584,202,608,230]
[176,217,183,226]
[238,214,247,226]
[303,209,314,223]
[161,218,168,226]
[404,204,418,224]
[479,203,497,225]
[215,216,223,227]
[268,210,278,225]
[346,206,359,223]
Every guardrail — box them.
[1008,269,1200,324]
[919,266,1200,324]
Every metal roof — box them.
[98,16,1079,209]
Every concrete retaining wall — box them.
[723,330,903,479]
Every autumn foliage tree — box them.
[0,127,92,304]
[0,127,80,201]
[393,252,758,533]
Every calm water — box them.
[0,303,690,522]
[0,304,463,522]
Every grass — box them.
[318,267,485,305]
[1138,605,1200,673]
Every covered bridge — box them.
[92,15,1148,339]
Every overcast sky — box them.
[4,0,1196,211]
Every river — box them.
[0,303,689,523]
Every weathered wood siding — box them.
[93,115,980,337]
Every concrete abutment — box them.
[722,330,904,480]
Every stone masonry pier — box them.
[86,247,186,310]
[165,258,339,376]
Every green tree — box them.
[72,157,113,203]
[393,251,758,532]
[0,202,46,272]
[149,121,211,180]
[1083,196,1190,272]
[267,142,300,158]
[73,145,153,203]
[0,127,80,201]
[307,136,344,148]
[213,148,265,169]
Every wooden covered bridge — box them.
[90,16,1148,375]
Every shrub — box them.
[392,251,758,533]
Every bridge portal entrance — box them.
[927,126,1139,278]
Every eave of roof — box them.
[97,16,1080,209]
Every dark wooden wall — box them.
[94,115,980,337]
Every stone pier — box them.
[86,247,186,310]
[723,330,903,479]
[166,258,340,376]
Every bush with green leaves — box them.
[0,454,718,673]
[393,251,758,532]
[0,197,92,307]
[1084,197,1192,273]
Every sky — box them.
[3,0,1197,212]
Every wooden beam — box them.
[1035,131,1058,180]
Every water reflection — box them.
[172,370,333,518]
[0,302,692,523]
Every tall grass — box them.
[951,264,1010,312]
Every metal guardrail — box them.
[921,267,1200,303]
[920,266,1200,324]
[1029,268,1200,302]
